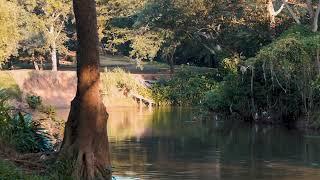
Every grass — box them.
[6,54,213,75]
[101,68,152,99]
[0,159,46,180]
[0,71,21,98]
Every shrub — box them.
[152,67,220,106]
[203,26,320,124]
[202,74,251,118]
[26,95,42,109]
[0,160,45,180]
[0,90,53,153]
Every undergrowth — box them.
[0,160,45,180]
[101,68,152,99]
[0,90,53,153]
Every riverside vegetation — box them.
[1,0,320,179]
[1,28,320,177]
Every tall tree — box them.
[44,0,71,71]
[14,0,71,71]
[59,0,111,179]
[0,0,23,67]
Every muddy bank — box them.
[7,70,163,108]
[9,70,77,108]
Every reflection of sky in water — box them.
[58,107,320,180]
[113,176,140,180]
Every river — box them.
[59,107,320,180]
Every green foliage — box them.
[0,0,73,68]
[0,0,22,64]
[9,113,52,153]
[0,90,52,153]
[0,160,46,180]
[100,0,272,68]
[152,67,219,106]
[48,159,75,180]
[203,26,320,124]
[0,72,21,98]
[26,95,42,109]
[203,74,249,113]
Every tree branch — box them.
[282,0,301,24]
[274,3,285,16]
[55,21,65,40]
[312,0,320,32]
[307,0,315,20]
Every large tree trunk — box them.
[59,0,112,179]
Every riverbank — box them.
[1,66,320,179]
[2,69,165,108]
[3,107,320,180]
[0,69,160,177]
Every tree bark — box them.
[33,61,40,71]
[282,0,301,25]
[307,0,315,21]
[59,0,112,179]
[32,53,40,71]
[267,0,285,37]
[169,45,176,74]
[316,49,320,74]
[312,0,320,32]
[50,25,58,71]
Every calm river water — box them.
[59,107,320,180]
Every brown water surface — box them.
[58,107,320,180]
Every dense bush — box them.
[152,67,221,106]
[26,95,42,109]
[203,26,320,125]
[203,74,249,115]
[0,90,53,153]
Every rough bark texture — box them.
[50,25,58,71]
[59,0,111,179]
[312,0,320,32]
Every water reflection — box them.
[107,107,320,180]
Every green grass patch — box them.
[0,71,21,98]
[0,159,45,180]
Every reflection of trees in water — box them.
[107,107,154,141]
[109,108,320,179]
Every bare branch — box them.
[275,3,285,16]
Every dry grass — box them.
[0,71,21,98]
